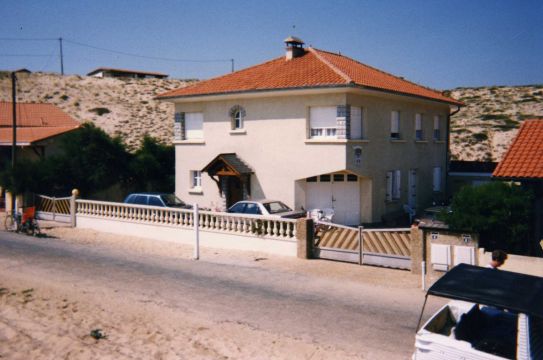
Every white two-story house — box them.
[158,37,462,226]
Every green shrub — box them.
[89,107,111,116]
[479,113,511,121]
[472,132,488,141]
[443,182,533,253]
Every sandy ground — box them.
[0,223,427,359]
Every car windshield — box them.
[160,194,186,207]
[263,201,292,214]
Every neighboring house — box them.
[493,118,543,255]
[448,160,497,195]
[0,102,80,161]
[87,67,168,79]
[158,37,462,226]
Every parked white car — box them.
[414,263,543,359]
[227,200,305,219]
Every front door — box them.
[226,176,243,208]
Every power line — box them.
[0,54,53,57]
[64,38,232,63]
[0,37,235,73]
[0,37,57,41]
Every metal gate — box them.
[313,223,412,270]
[36,194,72,223]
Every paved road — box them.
[0,231,432,359]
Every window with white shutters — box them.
[386,170,401,201]
[185,112,203,139]
[310,107,337,138]
[391,111,400,139]
[415,113,423,141]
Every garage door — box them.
[306,174,360,226]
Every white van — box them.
[414,264,543,359]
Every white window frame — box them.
[415,113,424,141]
[310,106,337,139]
[190,170,202,189]
[233,110,243,129]
[350,106,363,140]
[185,112,204,139]
[386,170,401,201]
[433,115,441,141]
[433,167,442,192]
[390,111,400,139]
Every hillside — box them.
[0,72,193,150]
[1,72,542,160]
[449,85,543,161]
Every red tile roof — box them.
[0,102,80,145]
[493,119,543,179]
[158,48,462,106]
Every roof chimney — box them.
[284,36,305,60]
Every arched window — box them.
[229,105,246,130]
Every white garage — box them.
[305,173,361,226]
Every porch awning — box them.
[201,153,253,177]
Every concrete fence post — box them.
[358,226,364,265]
[193,203,200,260]
[70,189,79,228]
[410,224,423,274]
[296,218,314,259]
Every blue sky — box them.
[1,0,542,89]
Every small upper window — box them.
[415,113,424,141]
[433,115,441,141]
[229,105,246,130]
[391,111,400,140]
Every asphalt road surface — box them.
[0,231,437,359]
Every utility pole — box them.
[10,72,17,213]
[59,37,64,75]
[231,58,234,73]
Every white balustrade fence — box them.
[76,199,297,240]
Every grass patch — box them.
[89,107,111,116]
[473,132,488,141]
[479,113,511,121]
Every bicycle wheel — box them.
[4,214,16,231]
[24,222,35,236]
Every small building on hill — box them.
[87,67,168,79]
[493,118,543,255]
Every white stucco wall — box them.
[171,88,451,224]
[76,215,297,256]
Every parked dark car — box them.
[123,193,192,209]
[227,199,306,219]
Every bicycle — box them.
[4,206,41,235]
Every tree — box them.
[128,135,175,192]
[443,182,533,253]
[43,122,131,197]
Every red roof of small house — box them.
[158,47,462,106]
[493,119,543,180]
[0,102,80,145]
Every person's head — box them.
[491,250,508,268]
